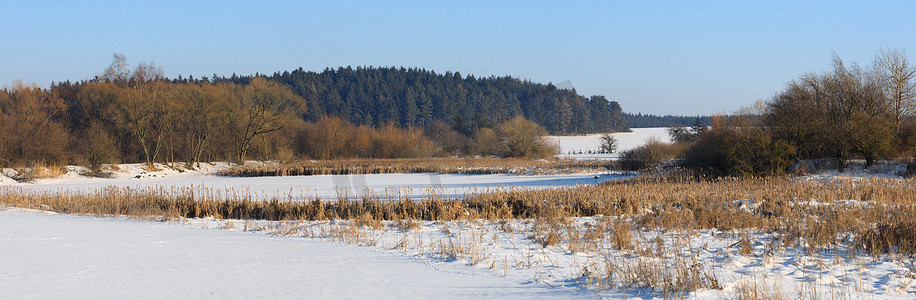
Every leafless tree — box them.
[130,61,164,89]
[768,53,893,167]
[228,78,306,163]
[102,53,130,86]
[875,47,916,133]
[599,133,617,153]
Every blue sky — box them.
[1,0,914,115]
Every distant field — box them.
[547,127,671,159]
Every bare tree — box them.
[228,78,306,163]
[181,84,229,168]
[130,61,164,89]
[102,53,131,86]
[875,47,916,133]
[768,53,893,167]
[599,133,617,153]
[0,81,69,166]
[105,84,168,167]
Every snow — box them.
[547,127,672,160]
[198,215,913,299]
[0,209,588,299]
[3,126,915,298]
[797,159,910,179]
[6,206,912,299]
[2,163,627,201]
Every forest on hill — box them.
[203,66,627,135]
[0,55,628,168]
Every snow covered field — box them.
[0,209,583,299]
[5,205,913,299]
[3,126,915,299]
[547,127,671,159]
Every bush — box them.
[896,120,916,158]
[682,128,796,177]
[619,138,687,171]
[496,116,559,159]
[296,117,434,160]
[474,127,501,156]
[426,120,475,156]
[299,116,356,160]
[371,123,434,158]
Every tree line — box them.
[652,48,915,177]
[623,112,712,128]
[300,115,558,160]
[0,54,587,168]
[206,66,627,135]
[0,62,307,169]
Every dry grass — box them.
[4,166,66,183]
[2,173,916,259]
[610,218,633,251]
[600,251,720,297]
[6,173,916,297]
[734,280,787,300]
[216,157,613,177]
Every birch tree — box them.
[875,47,916,133]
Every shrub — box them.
[474,127,501,156]
[682,128,796,177]
[299,116,356,159]
[427,120,475,156]
[296,117,434,160]
[896,120,916,158]
[619,138,687,171]
[496,116,559,159]
[371,123,435,158]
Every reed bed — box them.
[216,158,614,177]
[2,175,916,256]
[6,175,916,297]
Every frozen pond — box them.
[8,170,627,201]
[0,129,672,200]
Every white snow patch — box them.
[547,127,672,160]
[0,211,588,299]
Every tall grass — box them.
[2,175,915,256]
[217,158,614,177]
[3,165,67,183]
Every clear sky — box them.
[1,0,914,115]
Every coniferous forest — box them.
[211,66,626,134]
[622,113,711,128]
